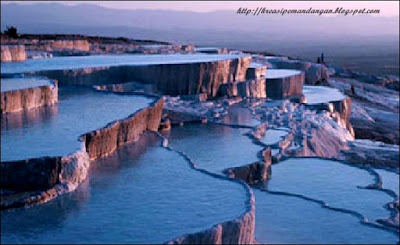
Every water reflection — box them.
[266,158,395,226]
[1,132,247,244]
[165,123,263,173]
[222,103,259,127]
[1,104,58,131]
[1,87,153,161]
[254,188,398,244]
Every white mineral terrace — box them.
[1,77,54,92]
[265,69,302,79]
[0,53,249,74]
[303,85,347,104]
[194,47,221,51]
[249,62,266,68]
[264,56,288,60]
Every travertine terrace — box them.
[1,34,398,244]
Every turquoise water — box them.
[1,133,248,244]
[166,124,399,243]
[165,123,263,173]
[1,77,54,92]
[1,87,153,161]
[375,169,400,197]
[254,188,398,244]
[1,54,247,75]
[1,52,397,244]
[222,103,260,127]
[266,158,395,225]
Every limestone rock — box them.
[1,45,27,62]
[35,56,251,98]
[266,71,305,99]
[1,80,58,114]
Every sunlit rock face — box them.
[0,85,163,208]
[50,40,90,52]
[1,78,58,114]
[218,79,267,98]
[265,69,305,99]
[246,62,267,80]
[3,54,251,98]
[1,45,27,62]
[1,132,255,244]
[302,85,354,136]
[23,40,90,53]
[83,98,164,159]
[123,58,251,97]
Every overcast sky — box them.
[3,1,399,16]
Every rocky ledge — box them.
[30,55,251,98]
[166,200,255,244]
[1,45,27,62]
[265,70,305,99]
[0,97,164,209]
[1,79,58,114]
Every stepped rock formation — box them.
[166,208,255,244]
[267,59,329,85]
[246,63,267,80]
[266,71,305,99]
[1,45,27,62]
[1,80,58,113]
[1,97,164,209]
[328,77,399,145]
[50,40,90,52]
[305,97,354,136]
[166,180,255,245]
[34,56,251,98]
[218,79,267,98]
[20,39,91,53]
[224,148,272,185]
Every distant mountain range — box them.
[1,3,398,43]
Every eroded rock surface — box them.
[328,77,399,145]
[1,79,58,113]
[1,96,164,209]
[13,55,252,98]
[265,70,305,99]
[1,45,27,62]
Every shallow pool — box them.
[1,77,54,92]
[222,103,260,127]
[375,169,399,197]
[254,188,398,244]
[249,62,266,68]
[1,87,153,161]
[165,123,263,173]
[303,85,346,104]
[261,129,289,145]
[265,69,302,79]
[267,158,395,225]
[1,54,248,75]
[1,133,248,244]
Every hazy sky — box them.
[4,1,399,16]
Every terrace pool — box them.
[1,133,248,244]
[1,87,153,161]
